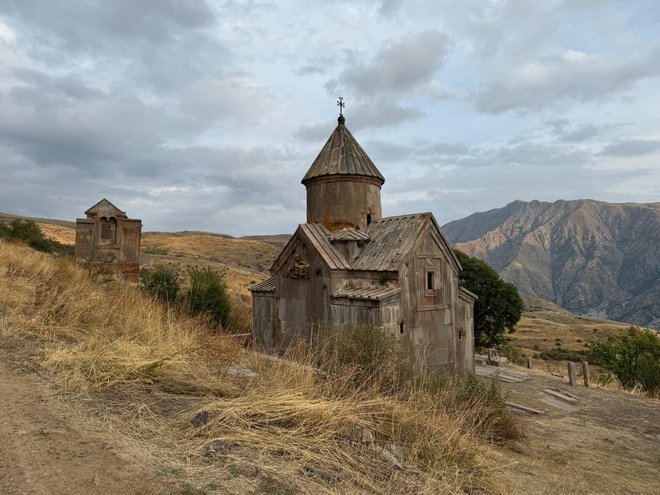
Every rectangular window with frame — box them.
[426,271,434,290]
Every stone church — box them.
[75,199,142,283]
[250,112,476,375]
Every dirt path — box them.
[482,364,660,495]
[0,350,177,495]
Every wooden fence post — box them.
[582,361,590,387]
[567,362,576,386]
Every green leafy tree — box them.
[184,267,231,328]
[590,327,660,394]
[454,250,523,348]
[140,266,180,303]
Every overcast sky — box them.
[1,0,659,236]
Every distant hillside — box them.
[443,199,660,329]
[0,212,280,296]
[240,234,291,248]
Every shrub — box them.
[0,218,72,255]
[140,266,180,303]
[497,344,526,366]
[589,327,660,394]
[310,324,403,385]
[306,325,523,442]
[539,348,586,362]
[184,267,231,328]
[454,373,522,441]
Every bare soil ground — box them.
[482,364,660,495]
[0,350,180,495]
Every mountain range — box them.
[443,199,660,329]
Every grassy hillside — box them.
[4,212,642,351]
[0,238,521,495]
[510,297,634,357]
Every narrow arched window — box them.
[399,321,404,334]
[367,213,372,226]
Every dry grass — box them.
[0,239,519,494]
[509,313,631,355]
[142,232,279,274]
[37,222,76,245]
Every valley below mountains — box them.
[443,199,660,329]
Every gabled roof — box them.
[352,213,462,273]
[270,223,350,273]
[269,214,461,275]
[331,286,400,301]
[301,116,385,185]
[249,277,276,293]
[84,198,126,217]
[328,228,370,242]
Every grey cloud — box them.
[328,30,449,95]
[3,0,214,51]
[559,124,600,143]
[12,68,104,102]
[363,140,414,163]
[383,148,652,225]
[598,139,660,157]
[417,142,470,157]
[3,0,229,92]
[0,136,308,235]
[476,48,660,113]
[546,118,570,135]
[379,0,404,15]
[296,65,326,76]
[348,100,424,130]
[294,122,335,143]
[175,78,275,126]
[489,142,590,167]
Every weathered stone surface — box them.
[192,411,210,427]
[303,465,338,484]
[379,447,403,470]
[361,428,374,446]
[201,439,228,456]
[74,199,142,283]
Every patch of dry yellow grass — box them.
[510,314,631,354]
[142,232,279,273]
[37,222,76,245]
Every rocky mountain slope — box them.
[443,200,660,329]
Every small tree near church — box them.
[454,250,523,348]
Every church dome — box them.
[301,115,385,186]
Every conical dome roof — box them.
[301,116,385,185]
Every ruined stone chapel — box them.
[250,111,476,375]
[75,199,142,283]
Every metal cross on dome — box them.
[337,96,345,116]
